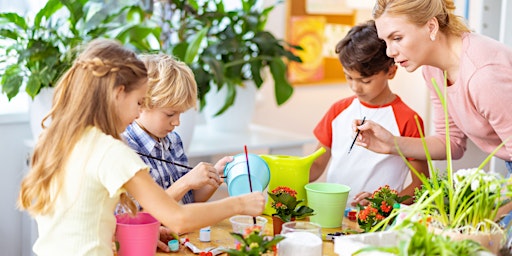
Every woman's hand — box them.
[353,119,395,154]
[350,191,371,207]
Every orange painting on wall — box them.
[287,16,326,84]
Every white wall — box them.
[0,115,32,256]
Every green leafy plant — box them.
[223,225,285,256]
[0,0,160,100]
[357,185,410,232]
[267,186,314,222]
[153,0,303,115]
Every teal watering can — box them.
[259,147,326,215]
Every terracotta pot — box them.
[272,215,295,235]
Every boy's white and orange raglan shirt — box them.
[314,95,424,199]
[33,126,148,256]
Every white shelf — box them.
[187,124,316,159]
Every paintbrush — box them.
[244,145,257,225]
[348,116,366,154]
[136,151,227,178]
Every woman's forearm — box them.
[391,136,448,160]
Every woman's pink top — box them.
[423,32,512,161]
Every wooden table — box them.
[156,215,359,255]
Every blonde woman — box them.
[18,39,265,256]
[355,0,512,173]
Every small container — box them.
[348,211,357,221]
[199,226,211,242]
[168,239,179,252]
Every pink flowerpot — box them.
[115,212,160,256]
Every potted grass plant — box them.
[365,73,512,254]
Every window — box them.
[0,0,45,115]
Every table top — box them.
[155,215,360,255]
[187,124,315,158]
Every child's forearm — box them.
[165,179,190,202]
[192,185,218,202]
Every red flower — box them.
[380,201,392,213]
[268,186,314,222]
[357,185,410,232]
[271,186,297,198]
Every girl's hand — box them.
[351,191,371,207]
[353,119,395,154]
[238,192,265,216]
[183,162,222,190]
[156,226,174,252]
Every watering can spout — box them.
[302,147,326,166]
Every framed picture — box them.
[286,0,356,85]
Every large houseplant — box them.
[0,0,160,101]
[153,0,303,116]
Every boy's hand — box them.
[350,191,371,207]
[184,162,222,189]
[214,156,234,178]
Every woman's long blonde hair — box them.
[18,39,147,216]
[372,0,470,36]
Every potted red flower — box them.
[267,186,315,235]
[223,226,285,256]
[357,185,409,232]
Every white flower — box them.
[453,168,502,192]
[470,179,480,191]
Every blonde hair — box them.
[372,0,470,36]
[139,54,197,112]
[18,39,147,216]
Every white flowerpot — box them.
[29,87,54,140]
[203,81,257,133]
[174,108,198,152]
[434,228,505,255]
